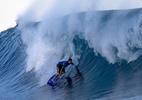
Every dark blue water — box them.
[1,8,142,100]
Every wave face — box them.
[1,8,142,100]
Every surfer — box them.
[52,58,75,82]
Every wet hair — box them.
[68,58,72,61]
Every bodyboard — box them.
[47,74,59,86]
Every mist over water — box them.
[19,10,142,69]
[18,0,142,22]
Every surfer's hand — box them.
[59,73,62,76]
[52,79,54,82]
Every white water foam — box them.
[18,0,142,85]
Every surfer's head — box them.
[68,58,73,64]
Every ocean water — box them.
[1,8,142,100]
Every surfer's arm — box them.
[71,63,75,66]
[71,63,77,67]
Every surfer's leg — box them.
[52,66,60,82]
[52,74,59,82]
[61,68,65,74]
